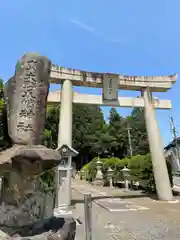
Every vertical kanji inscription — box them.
[5,53,51,145]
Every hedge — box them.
[80,154,173,190]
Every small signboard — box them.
[103,74,119,101]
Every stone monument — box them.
[0,53,76,239]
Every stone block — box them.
[0,145,62,206]
[0,217,76,240]
[4,53,51,145]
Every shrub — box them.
[128,154,173,191]
[86,161,97,181]
[128,155,150,181]
[101,158,121,185]
[80,157,124,183]
[81,160,97,181]
[114,157,129,182]
[80,154,173,191]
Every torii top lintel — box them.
[50,65,177,92]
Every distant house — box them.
[164,138,180,172]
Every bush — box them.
[81,154,173,191]
[128,155,151,180]
[81,159,97,181]
[114,158,129,182]
[101,158,121,185]
[128,154,173,191]
[80,157,124,183]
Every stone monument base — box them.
[0,216,76,240]
[0,144,62,206]
[0,144,76,239]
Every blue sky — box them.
[0,0,180,146]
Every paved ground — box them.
[72,180,180,240]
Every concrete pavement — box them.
[72,179,180,240]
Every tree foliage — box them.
[0,82,150,170]
[1,85,172,191]
[128,108,149,155]
[42,104,150,169]
[81,154,173,192]
[0,79,11,150]
[108,108,128,158]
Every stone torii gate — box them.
[9,53,177,208]
[48,64,177,203]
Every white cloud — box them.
[69,18,121,44]
[69,19,95,32]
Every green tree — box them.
[108,108,128,158]
[128,108,149,155]
[43,104,107,168]
[72,104,107,166]
[89,123,118,157]
[0,79,11,150]
[44,105,59,149]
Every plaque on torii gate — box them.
[103,74,119,101]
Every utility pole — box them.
[170,117,180,166]
[170,117,177,141]
[127,126,133,158]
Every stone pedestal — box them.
[124,179,129,190]
[0,145,63,228]
[0,53,76,239]
[0,217,76,239]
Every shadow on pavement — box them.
[71,189,180,207]
[92,194,148,200]
[71,193,153,206]
[71,199,84,205]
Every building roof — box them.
[164,137,180,150]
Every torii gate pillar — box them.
[56,79,73,208]
[142,88,173,200]
[58,80,73,147]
